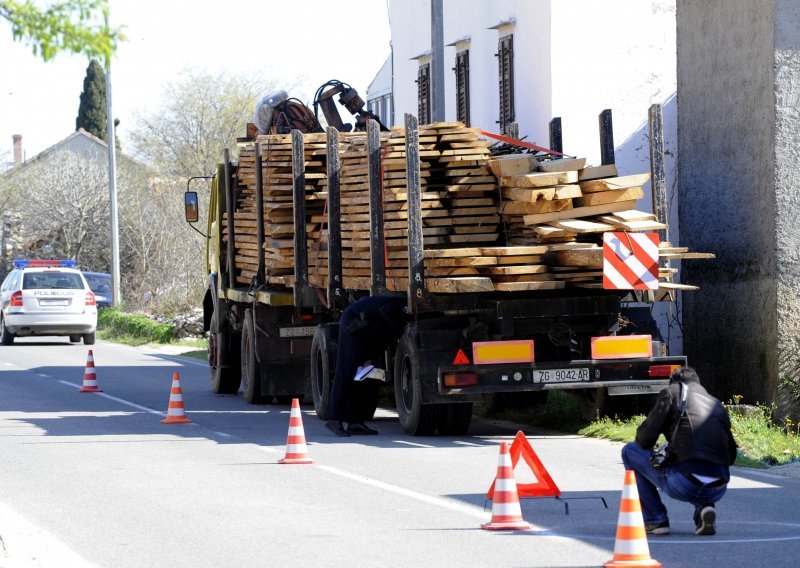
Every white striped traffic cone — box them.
[279,398,314,464]
[482,441,532,530]
[79,349,102,392]
[604,470,661,567]
[161,372,192,424]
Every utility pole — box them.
[105,10,121,307]
[430,0,445,122]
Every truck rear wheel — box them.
[241,310,267,404]
[209,314,241,395]
[310,326,335,419]
[573,387,612,422]
[437,403,472,435]
[394,335,438,435]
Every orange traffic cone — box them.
[605,470,661,568]
[279,398,314,464]
[482,441,533,530]
[79,349,102,392]
[160,372,192,424]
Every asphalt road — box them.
[0,338,798,567]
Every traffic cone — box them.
[481,441,532,530]
[279,398,314,464]
[604,470,661,568]
[79,349,102,392]
[160,372,192,424]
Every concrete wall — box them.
[677,1,778,405]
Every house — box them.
[0,129,149,277]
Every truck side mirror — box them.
[184,191,199,223]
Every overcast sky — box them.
[0,0,391,164]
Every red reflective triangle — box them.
[486,430,561,499]
[453,349,471,365]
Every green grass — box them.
[97,309,174,345]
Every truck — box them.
[185,97,693,435]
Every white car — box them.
[0,260,98,345]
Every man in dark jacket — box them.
[621,366,737,536]
[324,296,409,436]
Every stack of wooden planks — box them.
[224,122,710,294]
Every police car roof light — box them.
[13,259,77,269]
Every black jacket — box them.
[636,379,737,472]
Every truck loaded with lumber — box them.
[185,104,709,435]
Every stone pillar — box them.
[12,134,22,166]
[677,0,800,417]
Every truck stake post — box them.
[254,142,266,286]
[223,148,236,290]
[405,113,425,313]
[599,109,615,165]
[648,103,669,244]
[326,127,345,308]
[549,117,563,154]
[292,129,313,308]
[367,119,388,296]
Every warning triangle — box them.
[486,431,560,499]
[453,349,471,365]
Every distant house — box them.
[0,129,149,276]
[366,56,394,128]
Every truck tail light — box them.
[85,292,96,306]
[444,372,478,387]
[648,364,681,378]
[10,291,23,307]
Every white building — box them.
[374,0,682,350]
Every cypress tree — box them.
[76,59,108,140]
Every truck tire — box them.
[310,326,335,419]
[0,317,14,345]
[573,387,612,422]
[241,310,267,404]
[393,335,439,435]
[209,314,241,395]
[437,403,473,436]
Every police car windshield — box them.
[22,273,84,290]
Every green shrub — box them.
[97,309,174,344]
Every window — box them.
[497,34,515,134]
[417,63,431,125]
[455,50,470,126]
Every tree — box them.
[1,0,123,62]
[76,58,106,138]
[129,69,281,177]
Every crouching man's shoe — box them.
[695,505,716,535]
[645,520,670,535]
[324,420,351,437]
[345,421,379,435]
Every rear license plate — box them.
[278,326,315,338]
[40,299,69,306]
[533,367,590,383]
[608,384,664,395]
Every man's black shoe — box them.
[324,420,351,437]
[345,421,379,435]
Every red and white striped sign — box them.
[602,232,660,290]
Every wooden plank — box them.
[523,200,637,225]
[501,170,578,188]
[502,199,573,215]
[487,265,548,276]
[494,281,565,291]
[604,209,655,222]
[578,164,618,181]
[597,218,669,231]
[550,219,616,233]
[537,157,586,172]
[659,282,700,291]
[553,185,582,199]
[479,245,550,256]
[501,187,556,202]
[427,277,494,293]
[577,186,643,207]
[579,173,651,193]
[488,155,537,177]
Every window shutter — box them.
[417,63,431,125]
[455,50,470,126]
[498,35,515,134]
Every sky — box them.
[0,0,392,166]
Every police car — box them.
[0,260,98,345]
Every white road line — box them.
[57,380,168,417]
[453,440,483,447]
[316,464,497,523]
[393,440,435,448]
[37,373,50,378]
